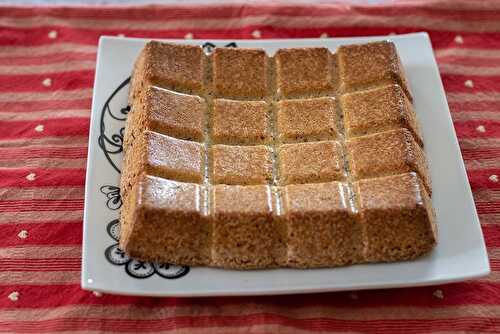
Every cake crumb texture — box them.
[341,84,422,145]
[277,97,339,143]
[354,172,436,262]
[338,41,412,100]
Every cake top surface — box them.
[119,39,439,270]
[127,39,429,219]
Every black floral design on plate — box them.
[100,185,122,210]
[202,41,238,54]
[98,76,130,174]
[106,219,120,241]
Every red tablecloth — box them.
[1,2,499,333]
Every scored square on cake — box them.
[212,99,271,145]
[275,47,335,97]
[337,41,412,100]
[276,97,339,143]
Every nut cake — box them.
[120,40,437,269]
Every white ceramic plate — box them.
[82,32,490,297]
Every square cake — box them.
[275,47,335,97]
[120,40,435,269]
[278,141,344,185]
[276,97,339,143]
[212,99,271,144]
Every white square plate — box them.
[82,32,490,297]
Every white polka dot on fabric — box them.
[320,32,329,38]
[26,173,36,181]
[251,30,261,38]
[17,230,28,239]
[8,291,19,302]
[464,80,474,88]
[48,30,58,39]
[93,291,103,297]
[476,125,486,133]
[184,32,193,40]
[433,289,444,299]
[35,124,44,132]
[454,35,464,44]
[42,78,52,87]
[489,174,498,183]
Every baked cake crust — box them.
[347,128,432,194]
[211,184,281,268]
[213,48,268,99]
[337,40,412,101]
[354,172,436,262]
[212,99,271,144]
[282,182,362,267]
[119,40,436,269]
[277,97,339,143]
[278,141,345,185]
[120,130,204,200]
[211,144,273,185]
[119,174,209,265]
[131,41,205,97]
[341,84,422,145]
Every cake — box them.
[210,144,273,185]
[212,99,272,145]
[278,141,345,184]
[211,184,280,268]
[119,40,436,269]
[276,97,339,143]
[282,181,361,267]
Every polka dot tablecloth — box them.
[1,1,500,333]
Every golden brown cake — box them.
[120,130,204,200]
[337,41,412,100]
[129,41,205,102]
[211,184,281,268]
[275,47,335,97]
[120,174,209,265]
[210,144,273,185]
[124,85,205,150]
[119,40,436,269]
[276,97,339,143]
[347,128,431,194]
[281,182,361,267]
[213,48,268,99]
